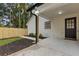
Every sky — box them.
[0,0,79,3]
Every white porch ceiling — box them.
[38,3,79,20]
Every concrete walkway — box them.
[9,37,79,56]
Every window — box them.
[67,19,75,29]
[45,21,51,29]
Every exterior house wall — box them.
[51,13,79,40]
[27,15,52,37]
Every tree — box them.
[20,3,28,28]
[0,3,32,28]
[16,3,29,28]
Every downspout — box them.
[27,3,43,44]
[31,11,39,44]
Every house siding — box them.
[27,15,52,37]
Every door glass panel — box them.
[67,19,75,29]
[72,25,74,28]
[67,24,71,29]
[67,20,71,29]
[71,20,74,29]
[72,20,74,23]
[67,20,70,25]
[67,24,69,29]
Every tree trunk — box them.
[19,10,21,28]
[23,15,25,28]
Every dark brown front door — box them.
[65,17,76,40]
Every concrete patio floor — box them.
[9,37,79,56]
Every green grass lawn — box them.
[0,37,21,46]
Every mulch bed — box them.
[0,38,34,56]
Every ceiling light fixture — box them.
[58,11,63,15]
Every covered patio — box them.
[9,37,79,56]
[8,3,79,56]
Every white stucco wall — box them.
[27,15,52,37]
[51,13,79,40]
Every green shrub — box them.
[29,33,45,38]
[0,24,4,27]
[39,33,43,38]
[29,33,35,37]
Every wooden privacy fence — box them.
[0,27,28,39]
